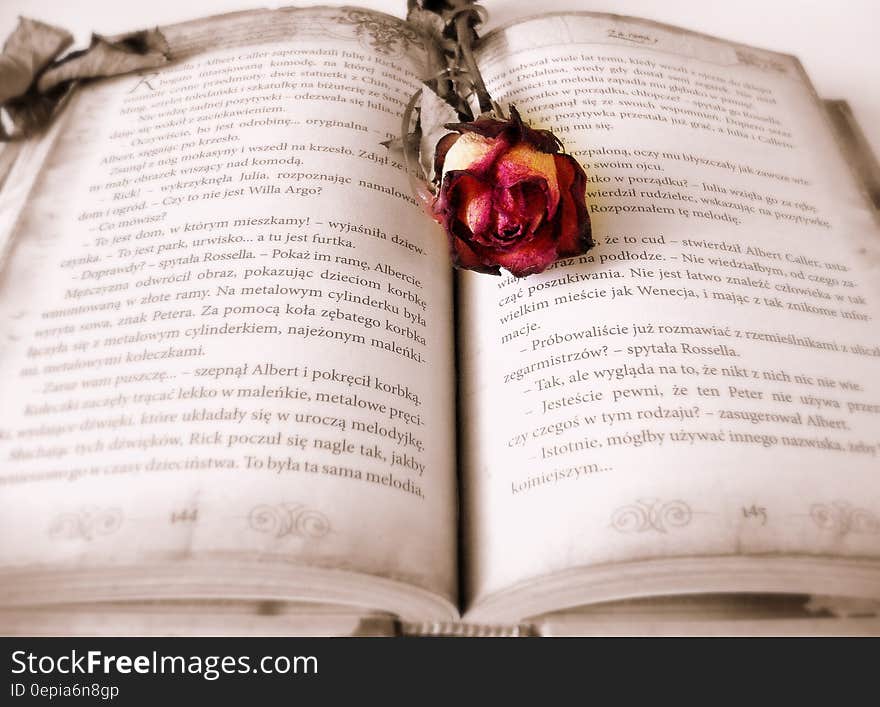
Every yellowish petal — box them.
[495,143,560,214]
[441,132,497,175]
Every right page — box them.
[459,12,880,621]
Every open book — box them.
[1,5,878,636]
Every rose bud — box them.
[431,106,592,277]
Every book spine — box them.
[396,621,536,637]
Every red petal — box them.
[433,132,459,178]
[494,146,560,221]
[553,154,592,257]
[444,117,511,140]
[490,223,559,277]
[450,235,501,275]
[492,180,548,242]
[439,171,493,239]
[509,107,563,154]
[521,181,549,235]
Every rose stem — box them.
[407,0,451,101]
[451,2,493,114]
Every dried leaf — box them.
[4,90,71,137]
[380,136,404,151]
[37,28,169,93]
[0,19,170,139]
[406,6,447,41]
[0,18,72,103]
[418,85,459,183]
[381,134,414,153]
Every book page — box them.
[0,7,457,618]
[461,13,880,611]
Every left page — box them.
[0,7,458,621]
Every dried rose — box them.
[431,107,592,277]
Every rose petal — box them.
[441,131,507,177]
[520,180,549,235]
[509,106,562,153]
[493,177,553,239]
[449,230,500,275]
[433,132,459,180]
[492,180,548,243]
[457,175,494,238]
[444,117,511,140]
[436,170,492,239]
[493,182,527,240]
[494,143,560,216]
[553,154,592,256]
[489,222,559,277]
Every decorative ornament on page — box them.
[0,17,170,140]
[387,0,593,277]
